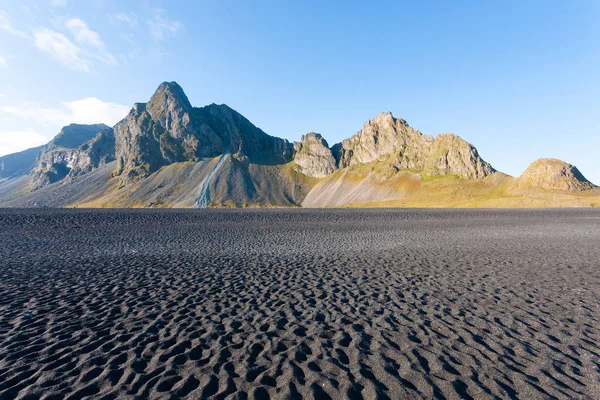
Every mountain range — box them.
[1,82,598,208]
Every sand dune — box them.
[0,209,599,399]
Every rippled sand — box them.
[1,209,599,399]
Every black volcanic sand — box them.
[1,209,599,400]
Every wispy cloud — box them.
[33,18,117,72]
[49,0,67,7]
[1,98,129,127]
[66,18,104,48]
[34,28,91,71]
[65,18,116,65]
[0,56,7,68]
[112,12,138,28]
[0,11,29,38]
[0,129,49,156]
[147,9,182,40]
[0,96,129,155]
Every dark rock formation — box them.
[114,82,293,186]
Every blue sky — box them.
[0,0,598,183]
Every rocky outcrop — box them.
[330,112,494,180]
[293,133,336,178]
[114,82,293,186]
[114,103,169,184]
[332,112,422,168]
[30,123,110,189]
[422,134,495,179]
[67,128,116,178]
[0,145,44,179]
[516,158,595,191]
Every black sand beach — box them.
[0,209,599,399]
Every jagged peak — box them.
[148,81,192,112]
[367,111,409,128]
[300,132,327,143]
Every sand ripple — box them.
[0,209,599,399]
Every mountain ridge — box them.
[0,81,596,208]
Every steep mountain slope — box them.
[0,145,44,179]
[30,123,111,189]
[0,158,315,208]
[114,82,293,186]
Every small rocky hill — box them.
[516,158,596,191]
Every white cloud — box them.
[66,18,103,48]
[1,98,129,128]
[0,56,7,68]
[147,9,182,40]
[0,11,29,38]
[112,12,138,27]
[33,20,117,71]
[34,28,90,71]
[0,129,48,157]
[49,0,67,6]
[62,98,129,125]
[65,18,117,65]
[0,97,129,156]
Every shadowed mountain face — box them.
[114,82,294,186]
[0,146,44,179]
[0,81,596,208]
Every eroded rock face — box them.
[422,134,495,179]
[333,112,422,168]
[329,112,494,180]
[30,123,110,189]
[68,128,116,178]
[293,133,337,178]
[114,103,170,185]
[517,158,595,191]
[114,82,293,186]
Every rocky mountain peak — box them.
[517,158,595,191]
[114,82,293,186]
[421,134,495,179]
[333,112,422,168]
[299,132,328,146]
[368,112,409,129]
[150,81,191,107]
[293,133,336,178]
[146,81,193,139]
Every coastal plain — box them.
[1,209,599,399]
